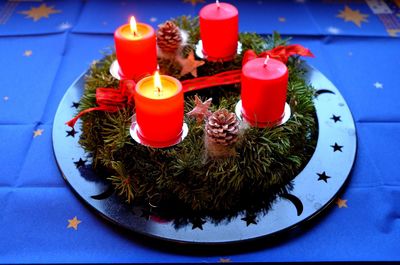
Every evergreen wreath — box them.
[75,16,317,226]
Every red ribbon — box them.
[182,44,314,93]
[66,79,135,128]
[67,45,314,127]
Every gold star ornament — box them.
[19,3,61,22]
[23,50,32,57]
[177,50,205,78]
[187,95,212,123]
[67,216,82,230]
[183,0,205,6]
[337,6,368,27]
[33,129,44,138]
[336,198,348,208]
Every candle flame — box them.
[130,16,138,36]
[263,55,270,68]
[216,0,220,8]
[154,71,162,96]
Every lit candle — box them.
[199,1,238,61]
[114,16,157,81]
[134,71,184,146]
[241,57,289,127]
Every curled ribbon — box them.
[66,79,135,128]
[182,44,314,93]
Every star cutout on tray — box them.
[374,82,383,89]
[67,216,82,230]
[331,114,342,123]
[219,257,232,263]
[3,96,9,101]
[327,26,341,35]
[278,17,286,22]
[331,142,343,152]
[71,102,80,109]
[74,158,87,169]
[317,171,331,183]
[337,5,368,27]
[336,198,348,208]
[241,213,257,226]
[66,128,78,138]
[177,50,205,78]
[24,50,32,57]
[58,22,72,31]
[33,128,43,138]
[19,3,61,22]
[183,0,205,6]
[187,95,212,123]
[191,217,206,230]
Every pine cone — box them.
[206,109,240,146]
[157,21,182,53]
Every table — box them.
[0,0,399,263]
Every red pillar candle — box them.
[241,57,289,127]
[134,71,184,146]
[199,1,238,61]
[114,16,157,81]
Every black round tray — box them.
[52,64,357,244]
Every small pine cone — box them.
[206,109,240,146]
[157,21,182,53]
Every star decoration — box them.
[19,3,61,22]
[219,258,232,263]
[241,213,257,226]
[191,217,206,230]
[331,114,342,123]
[374,82,383,89]
[3,96,9,101]
[387,29,400,37]
[183,0,205,6]
[24,50,32,57]
[337,6,368,27]
[58,22,72,31]
[74,158,87,169]
[278,17,286,22]
[66,128,78,138]
[33,129,43,138]
[71,102,80,109]
[317,171,331,183]
[187,95,212,123]
[177,50,205,78]
[67,216,82,230]
[336,198,348,208]
[331,142,343,152]
[327,26,341,35]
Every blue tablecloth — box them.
[0,0,399,263]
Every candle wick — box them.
[216,0,220,8]
[156,86,162,97]
[263,55,270,68]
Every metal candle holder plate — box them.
[53,64,357,245]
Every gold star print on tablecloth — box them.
[23,50,32,57]
[67,216,82,230]
[279,17,286,22]
[177,50,205,78]
[337,5,368,27]
[219,257,232,263]
[183,0,205,6]
[33,129,44,138]
[336,198,348,208]
[19,3,61,22]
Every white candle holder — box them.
[110,60,123,80]
[195,40,242,62]
[130,114,189,148]
[235,100,291,128]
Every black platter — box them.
[52,64,357,244]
